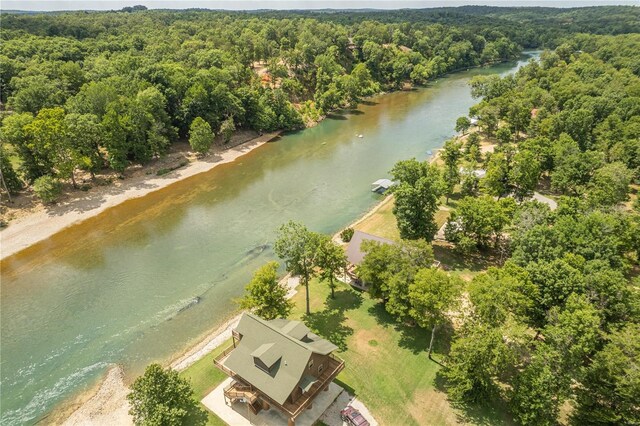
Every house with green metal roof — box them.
[214,313,345,426]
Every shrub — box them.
[127,364,206,426]
[33,175,62,204]
[340,227,355,242]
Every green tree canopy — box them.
[238,261,293,320]
[188,117,214,156]
[127,364,206,426]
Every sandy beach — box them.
[0,132,280,261]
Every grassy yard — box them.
[353,195,401,241]
[179,339,232,426]
[290,279,512,426]
[179,183,505,425]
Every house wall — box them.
[286,353,332,403]
[307,353,330,379]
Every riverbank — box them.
[60,275,300,425]
[0,131,281,261]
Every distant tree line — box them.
[3,7,633,200]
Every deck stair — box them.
[224,382,259,405]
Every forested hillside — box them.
[395,33,639,425]
[441,34,640,426]
[1,7,637,200]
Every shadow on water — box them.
[326,113,349,120]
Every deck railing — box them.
[213,342,345,420]
[288,354,345,419]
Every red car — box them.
[340,406,370,426]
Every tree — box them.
[496,127,512,145]
[65,113,104,177]
[572,324,640,426]
[468,265,536,327]
[483,152,510,198]
[511,346,566,426]
[445,196,515,252]
[408,268,461,358]
[587,161,632,207]
[0,146,23,196]
[455,116,471,135]
[440,139,463,203]
[238,261,293,320]
[188,117,214,156]
[510,150,541,200]
[390,159,442,241]
[357,240,405,301]
[32,175,62,204]
[220,116,235,144]
[274,221,320,315]
[443,323,522,403]
[316,236,347,299]
[25,107,82,187]
[358,239,433,306]
[551,134,602,195]
[127,364,206,426]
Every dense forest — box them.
[1,6,638,201]
[357,33,640,425]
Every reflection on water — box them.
[0,53,538,424]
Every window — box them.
[308,359,314,369]
[318,363,324,374]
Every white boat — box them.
[357,134,363,138]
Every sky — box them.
[2,0,637,12]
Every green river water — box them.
[0,53,537,425]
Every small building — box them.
[214,313,345,426]
[345,230,395,289]
[371,179,395,193]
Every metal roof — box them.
[222,313,338,405]
[345,230,396,266]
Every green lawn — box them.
[178,189,507,425]
[179,339,233,426]
[353,195,401,241]
[289,279,513,426]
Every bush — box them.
[127,364,206,426]
[33,175,62,204]
[340,227,355,242]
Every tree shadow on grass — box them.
[433,243,501,273]
[366,302,455,356]
[184,401,209,426]
[434,370,514,426]
[325,288,363,312]
[303,308,353,352]
[302,289,362,352]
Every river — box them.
[0,52,538,425]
